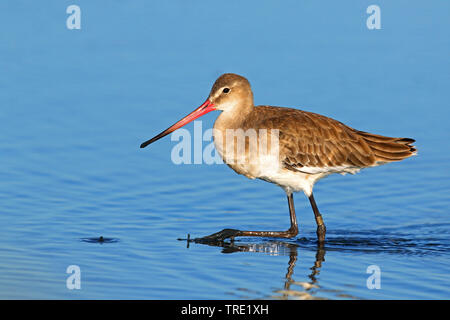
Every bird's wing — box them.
[248,107,377,174]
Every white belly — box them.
[213,136,328,196]
[260,169,330,196]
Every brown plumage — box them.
[238,106,416,173]
[140,73,417,244]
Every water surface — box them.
[0,1,449,299]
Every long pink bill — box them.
[140,99,215,148]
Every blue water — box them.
[0,1,449,299]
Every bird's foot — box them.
[193,228,242,244]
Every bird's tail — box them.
[356,130,417,163]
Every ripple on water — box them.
[80,236,120,244]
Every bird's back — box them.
[242,106,416,174]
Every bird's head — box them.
[140,73,253,148]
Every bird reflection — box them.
[184,237,326,299]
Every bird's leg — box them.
[194,193,298,243]
[308,193,326,243]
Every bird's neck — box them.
[214,104,253,132]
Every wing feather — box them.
[240,106,416,174]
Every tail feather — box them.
[356,130,417,163]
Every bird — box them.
[140,73,416,243]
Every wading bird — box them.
[140,73,416,243]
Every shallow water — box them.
[0,1,449,299]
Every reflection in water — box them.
[271,243,325,300]
[182,229,449,299]
[188,239,327,299]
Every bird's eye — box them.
[222,88,231,94]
